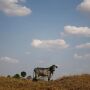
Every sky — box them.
[0,0,90,79]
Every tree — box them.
[21,71,27,78]
[7,75,11,78]
[13,74,20,79]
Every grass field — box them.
[0,74,90,90]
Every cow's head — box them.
[49,65,58,75]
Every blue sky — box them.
[0,0,90,79]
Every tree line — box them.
[7,71,32,80]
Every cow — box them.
[33,65,58,81]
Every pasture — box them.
[0,74,90,90]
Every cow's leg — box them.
[48,75,51,81]
[33,73,38,81]
[48,77,50,81]
[35,73,38,80]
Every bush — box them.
[13,74,20,79]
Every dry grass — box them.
[0,74,90,90]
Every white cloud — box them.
[0,0,32,16]
[62,25,90,37]
[31,39,69,49]
[0,56,19,64]
[76,43,90,48]
[77,0,90,12]
[74,53,90,59]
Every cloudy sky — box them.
[0,0,90,78]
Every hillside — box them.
[0,74,90,90]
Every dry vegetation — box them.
[0,74,90,90]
